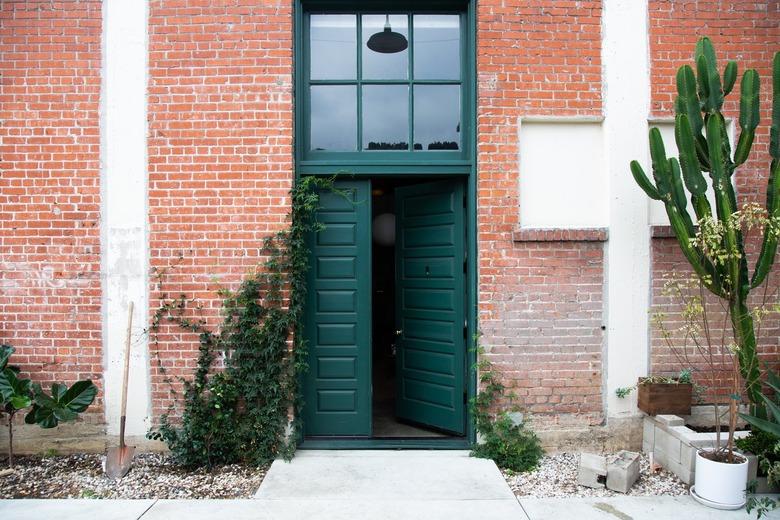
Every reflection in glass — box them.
[310,15,356,80]
[363,85,409,150]
[413,15,460,80]
[310,85,357,151]
[414,85,460,150]
[362,14,408,80]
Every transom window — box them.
[302,11,467,162]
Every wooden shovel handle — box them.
[119,302,134,445]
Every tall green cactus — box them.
[631,38,780,406]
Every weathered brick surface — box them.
[477,0,605,426]
[648,1,780,399]
[0,1,103,420]
[147,0,294,418]
[5,0,779,433]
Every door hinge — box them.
[463,259,467,274]
[463,391,468,404]
[463,324,467,340]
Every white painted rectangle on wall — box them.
[519,121,608,229]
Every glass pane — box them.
[310,14,356,80]
[414,85,460,151]
[363,85,409,151]
[413,15,460,80]
[362,14,408,80]
[311,85,357,151]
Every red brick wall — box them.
[147,0,294,417]
[476,1,605,426]
[648,1,780,399]
[0,1,103,419]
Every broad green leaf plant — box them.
[0,344,98,467]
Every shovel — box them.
[105,302,135,479]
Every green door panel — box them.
[395,179,465,435]
[304,180,371,436]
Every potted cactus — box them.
[630,37,780,509]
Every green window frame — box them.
[296,2,474,174]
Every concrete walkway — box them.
[4,495,780,519]
[2,450,780,519]
[254,450,521,519]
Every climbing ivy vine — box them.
[147,176,334,468]
[470,336,544,473]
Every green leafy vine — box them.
[146,176,334,467]
[470,336,543,473]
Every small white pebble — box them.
[505,452,689,499]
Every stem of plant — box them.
[7,411,14,468]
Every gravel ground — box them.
[0,453,267,499]
[505,452,689,498]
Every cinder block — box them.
[667,459,694,484]
[655,415,684,427]
[658,428,682,464]
[578,452,607,489]
[606,450,641,493]
[642,417,654,453]
[680,445,697,474]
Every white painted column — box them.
[101,0,151,436]
[602,0,651,418]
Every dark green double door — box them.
[303,178,466,437]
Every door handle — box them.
[394,329,403,336]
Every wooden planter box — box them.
[637,378,692,416]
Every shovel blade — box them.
[105,445,135,479]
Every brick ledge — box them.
[651,225,701,238]
[513,228,608,242]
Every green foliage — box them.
[0,344,97,467]
[25,381,99,429]
[470,339,544,473]
[747,491,778,519]
[629,38,780,406]
[471,413,544,473]
[736,430,780,467]
[741,368,780,439]
[741,368,780,517]
[614,369,693,399]
[147,176,333,468]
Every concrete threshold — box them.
[252,450,526,519]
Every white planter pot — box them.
[692,450,748,509]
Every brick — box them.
[0,1,104,419]
[477,0,605,429]
[146,0,295,421]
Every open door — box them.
[303,180,372,436]
[394,179,465,435]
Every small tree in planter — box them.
[629,38,780,509]
[0,345,98,467]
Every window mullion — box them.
[356,14,363,151]
[408,11,414,152]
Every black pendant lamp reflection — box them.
[367,14,408,54]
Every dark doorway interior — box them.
[370,178,448,438]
